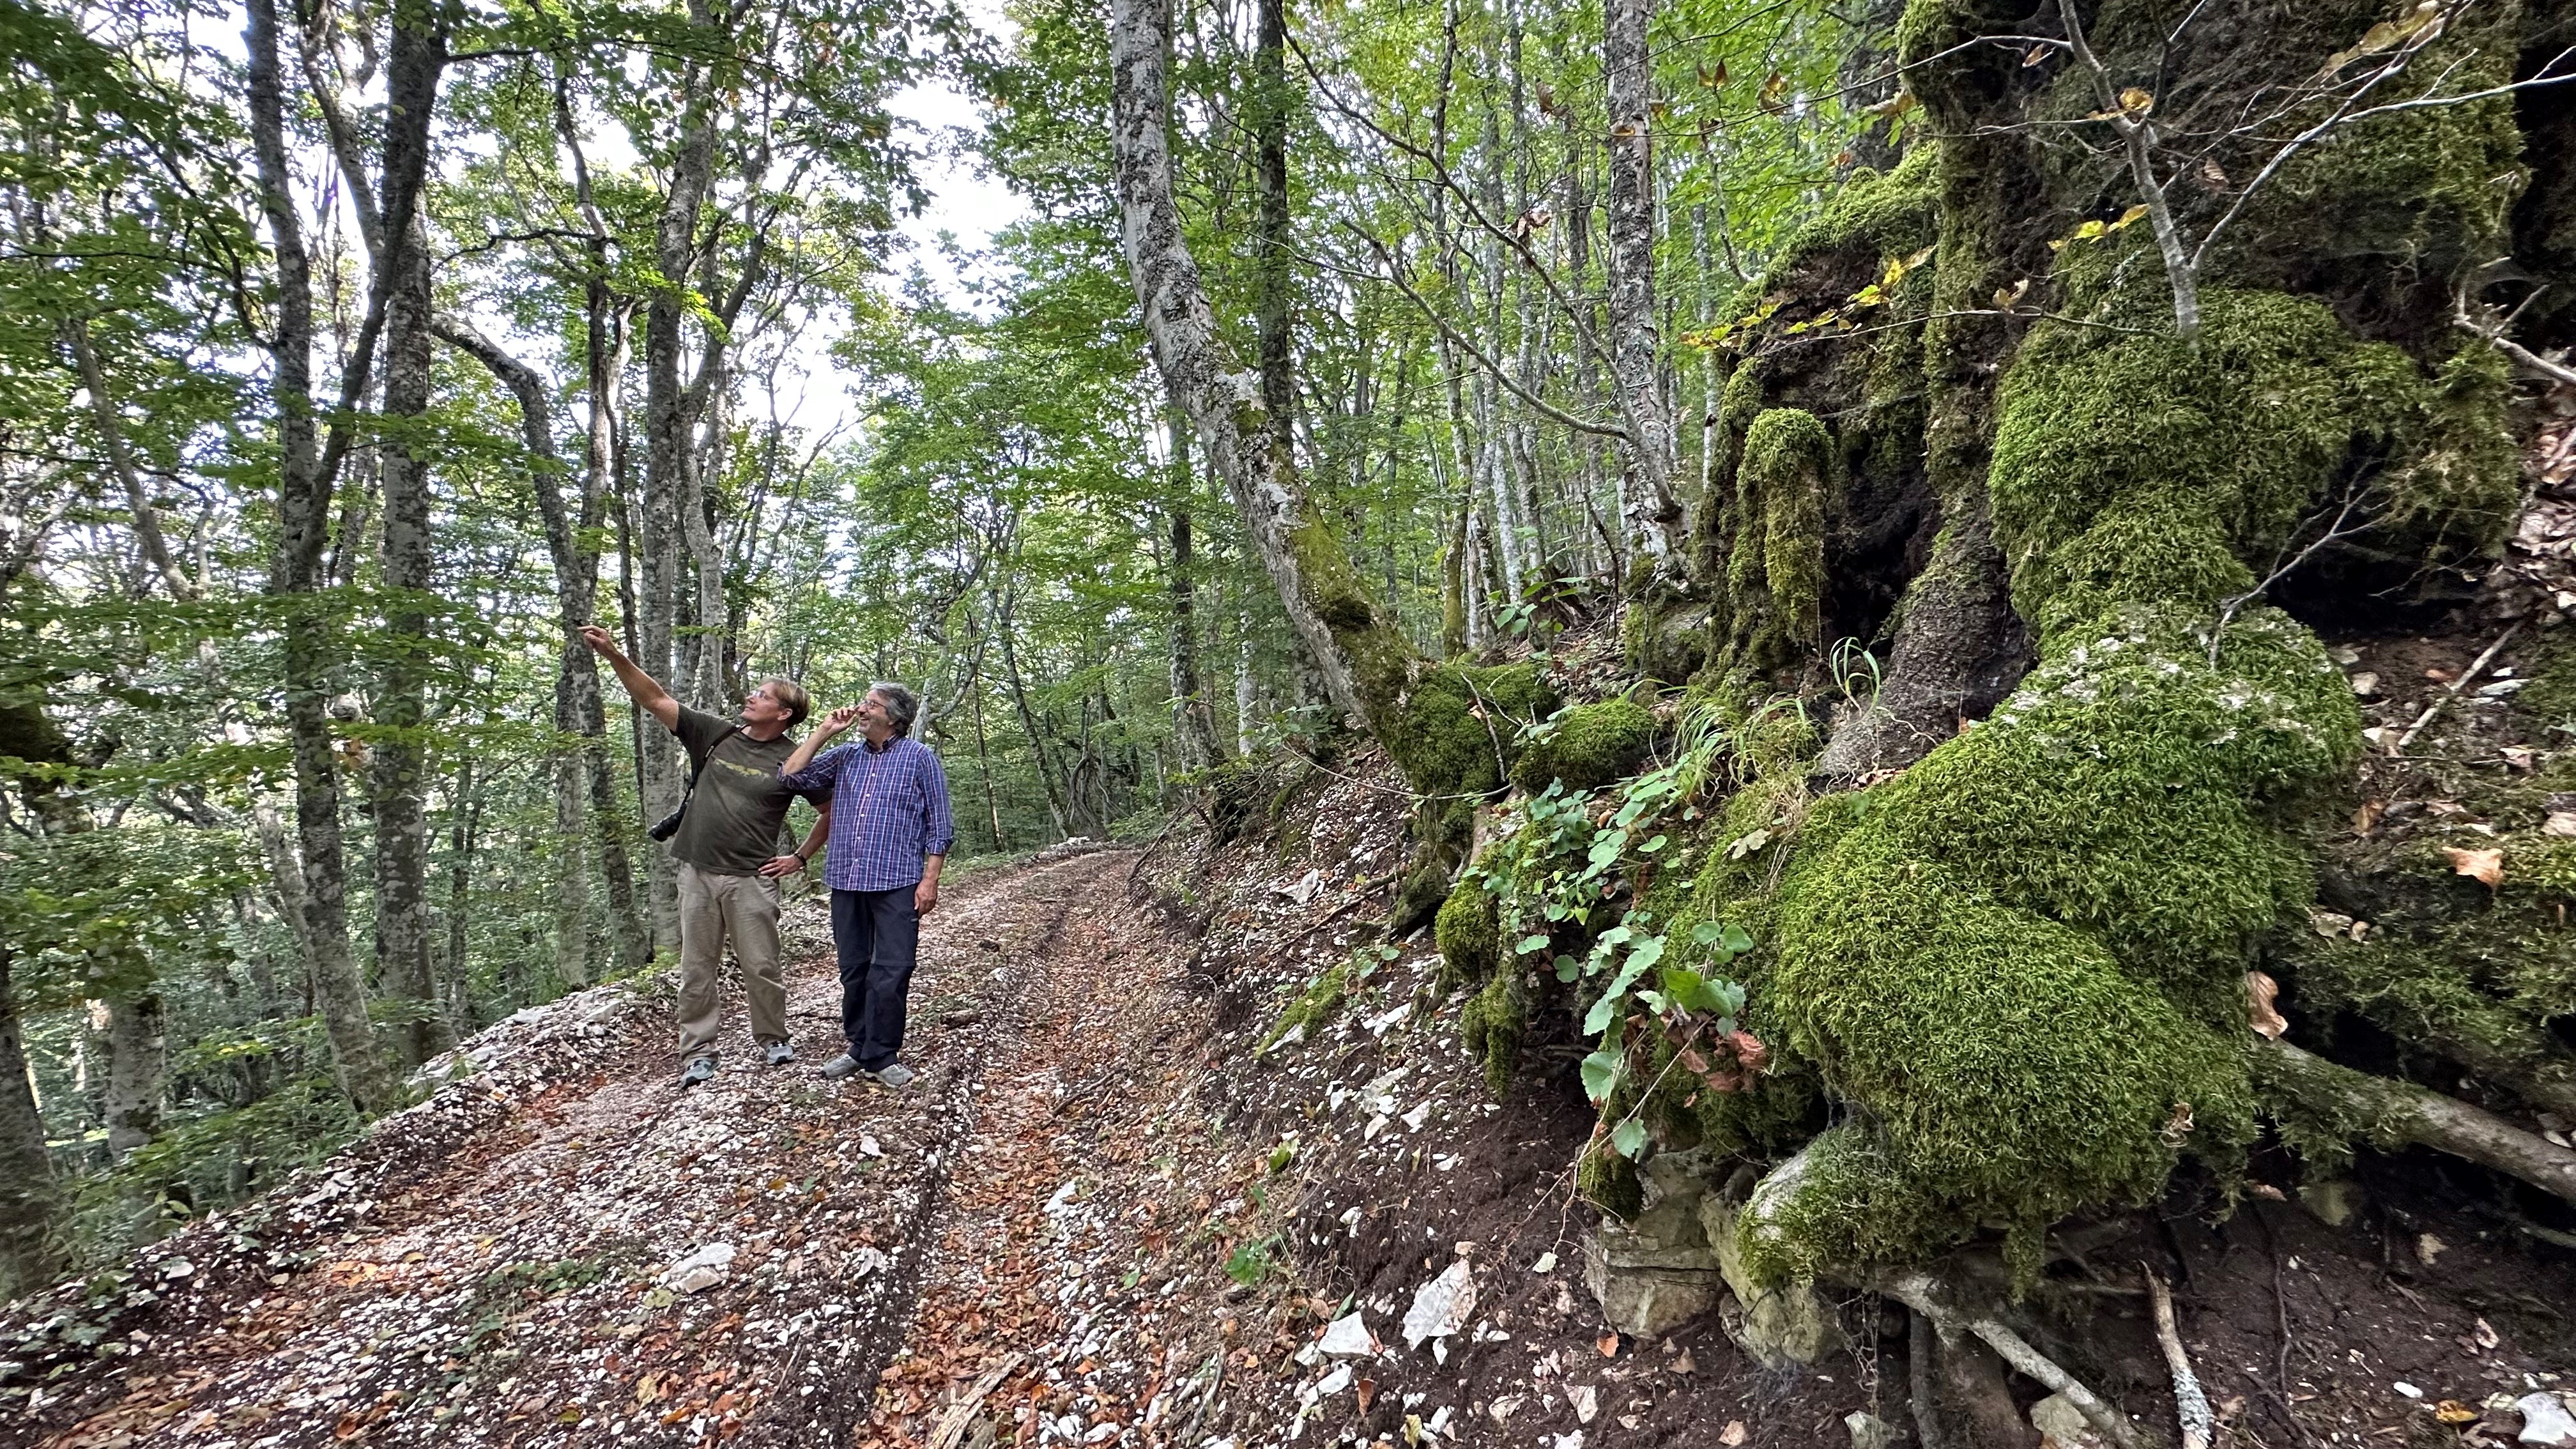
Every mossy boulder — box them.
[1459,967,1529,1098]
[1511,699,1658,794]
[1434,882,1500,985]
[1991,291,2514,648]
[1720,409,1835,677]
[1384,663,1558,800]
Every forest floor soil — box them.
[8,764,2576,1449]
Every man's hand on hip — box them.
[758,854,806,880]
[914,879,939,917]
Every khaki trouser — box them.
[675,862,788,1059]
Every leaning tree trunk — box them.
[1109,0,1418,737]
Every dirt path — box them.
[12,848,1163,1449]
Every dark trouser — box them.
[831,886,920,1070]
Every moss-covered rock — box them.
[1434,882,1501,985]
[1512,699,1659,794]
[1262,959,1353,1052]
[1459,967,1529,1098]
[1720,409,1835,677]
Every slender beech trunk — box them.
[1165,414,1223,772]
[372,206,445,1065]
[1603,0,1686,574]
[1110,0,1416,735]
[443,760,483,1022]
[1233,595,1259,756]
[102,995,164,1158]
[243,0,394,1114]
[641,0,722,945]
[0,944,63,1297]
[1561,73,1615,583]
[969,663,1007,850]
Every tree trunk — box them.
[1109,0,1418,737]
[1602,0,1686,575]
[243,0,394,1114]
[1254,0,1295,462]
[969,661,1008,850]
[444,760,484,1023]
[371,200,445,1066]
[0,944,65,1298]
[641,0,722,945]
[102,993,164,1159]
[1165,436,1222,773]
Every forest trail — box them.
[20,847,1204,1449]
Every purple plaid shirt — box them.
[779,735,955,891]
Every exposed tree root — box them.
[1879,1270,2152,1449]
[2143,1267,2212,1449]
[1908,1307,1959,1449]
[2257,1040,2576,1204]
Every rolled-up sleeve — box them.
[780,742,849,796]
[920,749,954,857]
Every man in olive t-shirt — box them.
[579,626,831,1086]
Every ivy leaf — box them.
[1556,954,1581,983]
[1717,924,1754,958]
[1690,921,1724,946]
[1515,933,1552,956]
[1639,834,1668,854]
[1610,1118,1648,1159]
[1580,1048,1623,1104]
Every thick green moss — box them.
[1384,663,1558,802]
[1434,882,1500,985]
[1736,1123,1943,1288]
[1512,699,1658,794]
[1577,1138,1644,1219]
[1459,968,1528,1098]
[1991,293,2517,647]
[1263,960,1352,1051]
[1729,288,2449,1282]
[1723,409,1834,675]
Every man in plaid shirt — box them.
[778,682,954,1088]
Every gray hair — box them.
[868,682,921,737]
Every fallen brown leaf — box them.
[2246,971,2288,1040]
[2446,846,2504,887]
[1597,1333,1621,1358]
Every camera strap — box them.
[671,726,742,823]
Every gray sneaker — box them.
[681,1055,717,1087]
[868,1062,918,1090]
[763,1041,795,1067]
[820,1054,862,1080]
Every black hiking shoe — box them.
[681,1055,716,1087]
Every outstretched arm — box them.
[576,624,679,733]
